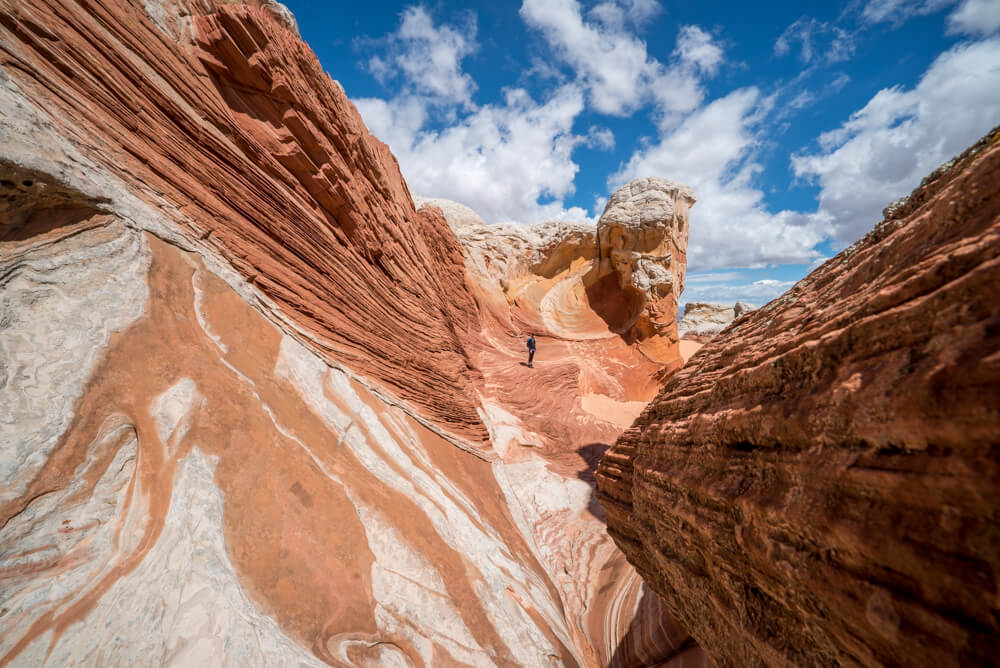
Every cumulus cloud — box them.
[617,35,1000,273]
[612,88,828,270]
[358,85,592,224]
[947,0,1000,35]
[355,6,596,224]
[675,25,724,75]
[588,126,616,150]
[793,37,1000,244]
[365,6,477,107]
[355,2,730,225]
[520,0,720,117]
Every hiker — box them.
[526,334,536,368]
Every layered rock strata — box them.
[1,1,704,665]
[597,129,1000,666]
[0,0,486,445]
[424,176,695,371]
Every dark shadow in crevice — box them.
[0,160,109,242]
[608,584,710,668]
[576,442,611,522]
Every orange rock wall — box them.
[597,130,1000,666]
[0,0,486,444]
[0,1,705,665]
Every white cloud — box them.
[623,0,663,26]
[947,0,1000,35]
[774,17,855,64]
[680,278,795,306]
[792,37,1000,244]
[588,126,616,150]
[358,84,593,224]
[675,25,724,75]
[860,0,958,26]
[365,6,477,107]
[612,88,828,270]
[355,6,596,225]
[519,0,720,117]
[593,194,609,217]
[588,0,662,31]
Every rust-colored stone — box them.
[597,129,1000,667]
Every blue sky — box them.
[282,0,1000,306]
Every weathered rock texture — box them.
[597,129,1000,667]
[425,176,695,372]
[586,178,693,361]
[415,191,705,666]
[0,1,704,666]
[677,301,756,342]
[0,0,485,444]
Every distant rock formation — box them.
[677,301,756,342]
[596,128,1000,667]
[585,178,693,358]
[0,1,704,666]
[415,195,597,287]
[419,176,695,371]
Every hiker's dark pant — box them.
[528,349,535,365]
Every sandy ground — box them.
[679,339,704,363]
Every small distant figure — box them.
[526,334,536,368]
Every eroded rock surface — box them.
[415,191,706,666]
[597,129,1000,667]
[1,1,703,666]
[586,178,694,357]
[677,301,756,342]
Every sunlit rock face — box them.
[585,178,694,367]
[415,187,704,666]
[0,1,705,666]
[597,130,1000,667]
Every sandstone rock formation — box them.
[423,176,695,373]
[597,128,1000,667]
[585,179,693,362]
[0,1,703,666]
[677,301,756,342]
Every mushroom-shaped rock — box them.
[585,177,695,351]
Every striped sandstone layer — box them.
[1,1,703,666]
[597,129,1000,667]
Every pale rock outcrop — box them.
[584,178,694,350]
[677,301,756,341]
[421,178,695,370]
[416,196,597,286]
[597,129,1000,667]
[594,177,694,300]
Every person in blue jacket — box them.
[526,334,536,368]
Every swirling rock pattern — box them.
[0,1,704,666]
[597,129,1000,667]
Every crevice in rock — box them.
[0,161,110,242]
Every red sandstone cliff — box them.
[597,129,1000,666]
[0,1,702,665]
[0,0,486,444]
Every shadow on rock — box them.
[576,442,611,522]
